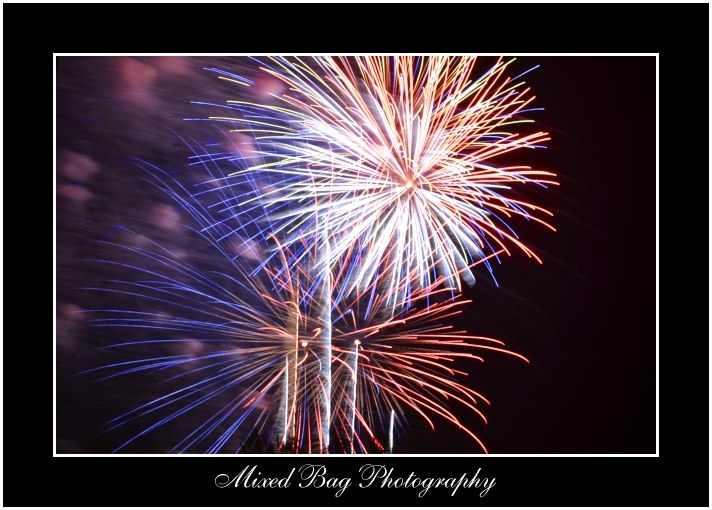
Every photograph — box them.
[55,55,656,458]
[3,3,705,506]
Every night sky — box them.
[54,56,655,455]
[395,57,656,454]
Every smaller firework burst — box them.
[84,159,527,453]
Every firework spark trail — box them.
[210,56,557,308]
[349,339,359,454]
[317,231,333,453]
[84,155,528,453]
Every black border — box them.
[3,2,708,507]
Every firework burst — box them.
[77,56,556,454]
[84,160,526,453]
[209,56,558,306]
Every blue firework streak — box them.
[83,159,325,453]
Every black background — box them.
[3,2,708,507]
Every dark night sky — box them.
[396,57,656,454]
[53,56,656,455]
